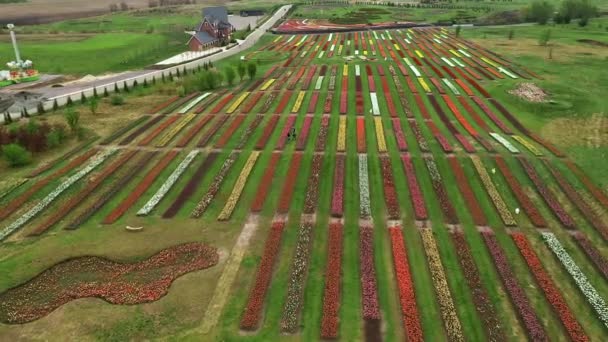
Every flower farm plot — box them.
[2,25,608,342]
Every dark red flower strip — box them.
[249,152,281,212]
[137,115,179,146]
[303,154,323,214]
[331,155,345,217]
[241,220,286,330]
[451,230,504,341]
[360,224,380,320]
[320,222,343,339]
[194,91,224,114]
[307,92,319,114]
[388,226,423,342]
[119,115,165,145]
[175,115,214,147]
[470,96,512,134]
[29,150,138,236]
[423,156,459,224]
[28,138,95,178]
[447,156,487,226]
[315,116,330,152]
[400,154,427,220]
[255,115,280,150]
[148,95,180,114]
[275,116,297,150]
[481,230,547,341]
[277,153,303,213]
[340,91,347,114]
[356,117,366,153]
[323,92,334,113]
[391,119,407,151]
[380,155,400,219]
[511,232,589,342]
[517,157,576,229]
[493,156,546,227]
[274,91,293,114]
[162,152,219,218]
[572,232,608,279]
[296,116,313,151]
[241,92,263,114]
[367,75,376,92]
[196,115,229,147]
[210,93,234,114]
[564,160,608,208]
[543,159,608,239]
[160,92,199,114]
[102,151,179,225]
[0,148,98,220]
[214,115,246,148]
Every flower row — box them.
[296,116,313,151]
[571,232,608,279]
[380,156,400,219]
[447,157,486,226]
[470,156,516,226]
[360,224,380,320]
[218,152,260,220]
[339,91,348,114]
[409,120,430,152]
[303,154,323,214]
[259,91,277,114]
[210,93,234,114]
[235,115,264,149]
[156,113,196,147]
[255,116,280,150]
[277,153,303,213]
[359,154,371,218]
[400,154,427,220]
[307,92,319,113]
[374,117,387,152]
[511,232,588,341]
[320,222,343,339]
[423,156,459,224]
[215,115,246,148]
[191,152,239,218]
[337,116,346,152]
[196,115,229,147]
[119,115,165,145]
[138,115,179,146]
[276,116,297,150]
[249,152,281,212]
[175,115,213,147]
[292,91,306,113]
[356,117,366,153]
[241,220,286,330]
[331,155,345,217]
[241,92,263,114]
[315,116,330,151]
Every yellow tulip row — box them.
[292,91,306,113]
[226,92,250,114]
[374,117,387,152]
[156,113,196,147]
[470,156,516,225]
[260,79,276,91]
[512,135,543,156]
[342,64,348,77]
[418,77,431,93]
[337,116,346,152]
[218,151,260,221]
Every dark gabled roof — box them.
[192,31,218,45]
[202,6,228,24]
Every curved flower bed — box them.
[303,154,324,214]
[481,230,547,340]
[392,119,408,151]
[331,155,345,217]
[337,116,346,152]
[320,222,343,339]
[517,157,575,229]
[572,232,608,279]
[511,232,589,341]
[493,156,546,228]
[380,156,400,219]
[255,116,280,150]
[218,152,260,220]
[162,152,219,218]
[0,242,218,324]
[356,117,366,153]
[281,221,314,332]
[359,154,371,218]
[214,115,247,149]
[240,220,286,330]
[400,154,427,220]
[374,117,387,153]
[451,230,504,341]
[420,228,464,341]
[542,232,608,328]
[138,151,199,216]
[1,149,116,241]
[196,115,229,147]
[249,152,281,212]
[424,156,458,224]
[470,156,516,226]
[191,152,239,218]
[447,157,486,226]
[316,116,330,152]
[277,153,303,213]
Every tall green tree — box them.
[237,62,246,81]
[247,62,257,80]
[225,67,236,86]
[527,1,554,25]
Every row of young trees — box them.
[526,0,598,26]
[181,61,258,93]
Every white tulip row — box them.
[0,148,116,241]
[370,93,380,116]
[541,232,608,328]
[136,150,199,216]
[178,92,210,114]
[315,76,324,90]
[355,65,360,77]
[359,154,371,218]
[442,78,460,95]
[490,133,520,153]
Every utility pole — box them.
[7,24,22,64]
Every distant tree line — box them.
[148,0,195,8]
[525,0,598,26]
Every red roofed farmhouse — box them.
[188,6,235,51]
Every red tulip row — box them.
[296,116,313,151]
[543,160,608,240]
[241,92,263,114]
[259,91,278,114]
[356,91,364,115]
[400,154,427,220]
[307,92,319,114]
[564,160,608,208]
[250,152,281,212]
[274,90,293,114]
[427,121,454,153]
[494,156,546,227]
[388,226,424,342]
[357,117,366,153]
[451,230,504,341]
[288,66,306,90]
[447,156,487,226]
[276,116,297,150]
[175,115,213,147]
[277,153,303,213]
[423,156,459,224]
[481,230,547,340]
[119,115,165,145]
[319,64,328,76]
[409,120,430,152]
[214,115,246,148]
[323,91,334,114]
[360,224,380,320]
[303,154,323,214]
[255,116,280,150]
[470,96,512,134]
[196,115,229,147]
[368,74,376,92]
[210,93,234,114]
[137,115,179,146]
[320,222,343,339]
[380,155,400,219]
[148,95,180,114]
[517,157,576,229]
[241,220,287,330]
[340,91,347,114]
[511,232,589,342]
[315,116,330,152]
[331,155,345,217]
[572,232,608,279]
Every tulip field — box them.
[1,27,607,341]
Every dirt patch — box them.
[541,113,608,148]
[577,39,608,47]
[0,242,218,324]
[508,83,548,103]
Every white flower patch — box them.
[451,58,466,68]
[384,30,392,39]
[178,93,210,114]
[137,150,199,216]
[542,232,608,328]
[458,49,471,57]
[370,93,380,115]
[328,33,333,42]
[359,154,371,218]
[380,34,385,40]
[373,31,379,39]
[355,65,360,76]
[499,67,518,79]
[403,57,413,66]
[330,44,335,52]
[433,38,442,44]
[355,50,359,55]
[442,79,460,95]
[441,57,455,67]
[490,133,520,153]
[287,35,295,43]
[409,65,421,77]
[300,51,307,58]
[0,148,116,241]
[404,38,411,44]
[315,76,324,90]
[318,51,325,59]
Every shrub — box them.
[64,107,80,133]
[2,143,32,167]
[111,95,125,106]
[46,126,67,148]
[526,1,554,25]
